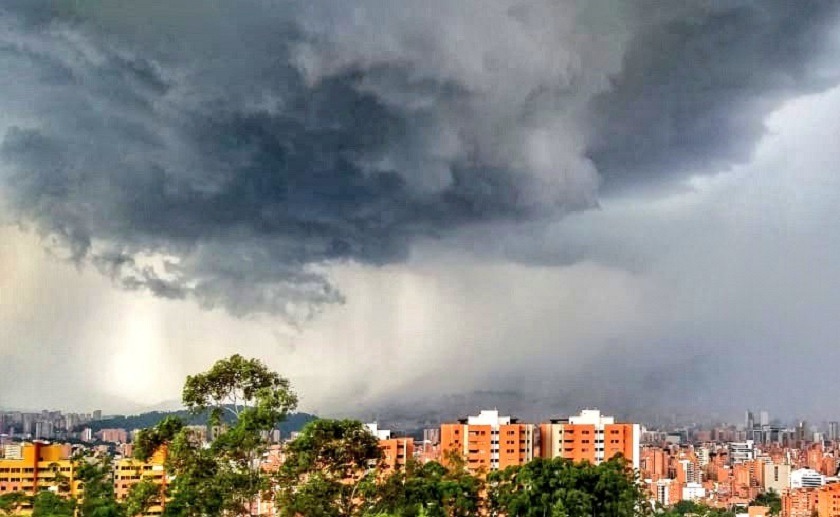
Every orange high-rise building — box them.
[817,483,840,517]
[440,410,537,475]
[539,409,640,470]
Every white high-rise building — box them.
[790,468,825,489]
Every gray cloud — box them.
[0,0,839,321]
[589,0,840,194]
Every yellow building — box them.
[0,442,80,514]
[114,448,168,516]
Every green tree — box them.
[123,480,162,517]
[31,491,76,517]
[133,416,184,463]
[487,456,647,517]
[181,354,297,428]
[0,492,27,516]
[751,489,781,515]
[135,354,297,517]
[366,457,483,517]
[75,455,123,517]
[275,419,383,517]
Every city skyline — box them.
[6,404,840,516]
[3,2,840,419]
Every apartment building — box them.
[782,488,819,517]
[440,410,536,474]
[366,423,415,472]
[98,429,129,444]
[539,409,640,470]
[114,448,167,516]
[0,442,79,513]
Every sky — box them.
[2,1,840,422]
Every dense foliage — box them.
[275,419,384,517]
[0,493,27,516]
[30,491,76,517]
[363,456,483,517]
[658,500,738,517]
[750,490,781,515]
[75,455,123,517]
[486,456,646,517]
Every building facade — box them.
[539,409,640,470]
[0,442,79,513]
[441,410,536,474]
[114,448,168,516]
[366,423,415,472]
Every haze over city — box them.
[2,1,840,422]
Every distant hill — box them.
[81,409,317,438]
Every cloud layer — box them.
[2,1,838,319]
[3,1,840,421]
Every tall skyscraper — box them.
[829,421,839,442]
[745,411,755,429]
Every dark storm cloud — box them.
[0,3,557,317]
[0,0,839,317]
[589,0,840,193]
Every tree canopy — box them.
[31,491,76,517]
[659,500,737,517]
[750,490,781,516]
[364,458,483,517]
[275,419,383,517]
[0,493,27,517]
[134,354,298,517]
[486,456,646,517]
